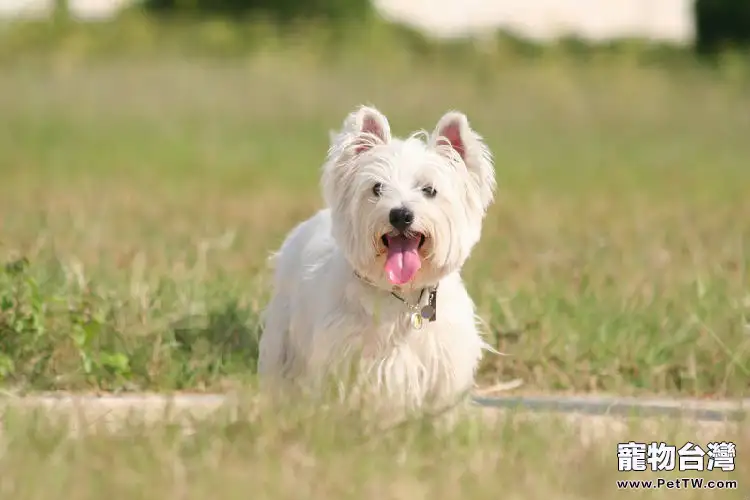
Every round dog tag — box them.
[410,312,424,330]
[420,304,435,320]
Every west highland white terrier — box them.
[258,105,497,418]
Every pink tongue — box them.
[384,234,422,285]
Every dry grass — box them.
[0,394,746,499]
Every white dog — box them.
[258,105,497,417]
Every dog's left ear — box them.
[430,111,497,212]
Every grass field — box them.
[0,18,748,498]
[2,22,749,396]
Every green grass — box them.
[0,18,749,397]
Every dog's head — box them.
[322,105,496,290]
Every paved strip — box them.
[1,393,746,423]
[473,395,749,422]
[0,393,744,446]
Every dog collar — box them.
[353,270,438,330]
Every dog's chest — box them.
[310,278,481,408]
[350,313,465,410]
[353,296,448,364]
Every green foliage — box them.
[0,257,260,392]
[0,258,49,382]
[695,0,750,55]
[138,0,372,25]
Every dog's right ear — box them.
[338,105,392,155]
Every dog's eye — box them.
[372,183,383,197]
[422,186,437,198]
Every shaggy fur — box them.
[258,105,497,417]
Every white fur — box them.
[258,105,497,417]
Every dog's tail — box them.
[474,313,506,357]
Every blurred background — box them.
[0,0,748,396]
[0,0,748,64]
[0,0,748,52]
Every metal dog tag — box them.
[410,312,424,330]
[420,304,435,320]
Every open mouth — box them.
[380,231,427,285]
[381,232,426,250]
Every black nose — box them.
[389,206,414,232]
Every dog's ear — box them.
[339,105,392,155]
[430,111,497,211]
[430,111,480,164]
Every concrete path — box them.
[474,394,749,422]
[3,392,745,420]
[0,392,744,449]
[1,393,745,439]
